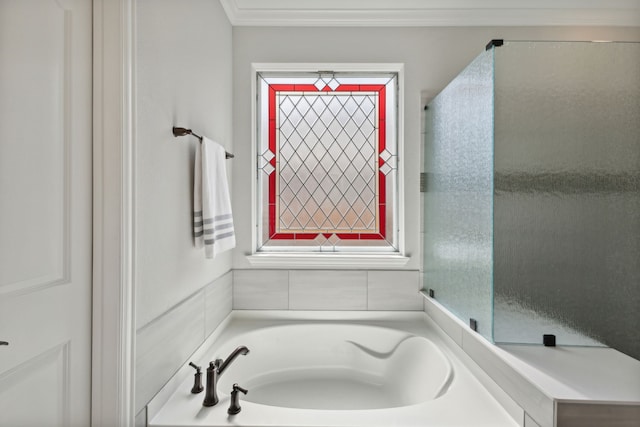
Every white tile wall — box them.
[460,328,554,427]
[233,269,423,311]
[233,270,289,309]
[205,272,233,335]
[136,272,232,413]
[136,291,205,413]
[290,270,367,310]
[368,270,422,310]
[424,296,553,427]
[135,408,147,427]
[524,413,541,427]
[423,297,464,347]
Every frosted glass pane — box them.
[493,42,640,359]
[423,49,494,340]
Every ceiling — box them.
[218,0,640,27]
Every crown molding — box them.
[218,0,640,27]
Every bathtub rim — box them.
[146,310,439,420]
[422,293,640,427]
[146,310,522,426]
[148,305,640,427]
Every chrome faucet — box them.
[203,346,250,407]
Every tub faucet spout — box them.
[218,345,250,376]
[203,346,250,407]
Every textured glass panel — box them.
[493,42,640,358]
[257,72,398,252]
[423,50,495,340]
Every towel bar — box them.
[172,127,234,159]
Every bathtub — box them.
[148,311,518,427]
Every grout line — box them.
[202,278,208,341]
[366,270,369,310]
[230,269,235,311]
[287,269,291,310]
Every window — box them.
[255,69,401,254]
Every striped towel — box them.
[194,137,235,258]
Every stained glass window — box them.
[257,72,398,252]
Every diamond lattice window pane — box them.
[257,72,398,252]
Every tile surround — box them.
[135,272,233,413]
[290,270,368,310]
[524,413,541,427]
[367,270,422,310]
[135,270,640,426]
[233,270,289,309]
[136,291,205,414]
[205,272,233,334]
[461,327,554,427]
[232,269,422,311]
[423,293,464,347]
[135,408,147,427]
[422,295,553,427]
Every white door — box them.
[0,0,92,426]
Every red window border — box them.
[267,83,388,242]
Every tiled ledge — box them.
[421,292,640,427]
[246,253,410,268]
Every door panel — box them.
[0,0,92,425]
[0,344,70,426]
[0,0,67,296]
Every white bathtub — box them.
[148,311,519,427]
[217,323,452,410]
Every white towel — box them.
[193,137,235,258]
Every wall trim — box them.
[92,0,136,425]
[219,0,640,27]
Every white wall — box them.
[136,0,233,329]
[231,25,640,271]
[134,0,233,414]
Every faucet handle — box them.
[188,362,204,394]
[233,383,248,395]
[227,383,248,415]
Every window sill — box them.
[246,253,410,269]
